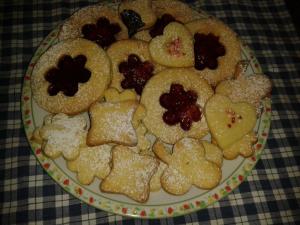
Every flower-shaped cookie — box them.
[36,113,87,160]
[67,145,112,185]
[100,145,159,202]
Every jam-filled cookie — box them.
[107,39,164,95]
[119,0,157,37]
[59,4,128,48]
[149,22,194,67]
[31,38,111,114]
[186,19,241,86]
[141,68,214,144]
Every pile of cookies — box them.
[31,0,271,203]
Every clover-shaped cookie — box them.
[35,113,87,160]
[153,138,222,195]
[67,145,112,185]
[216,74,272,114]
[100,145,159,202]
[87,100,139,146]
[205,94,257,150]
[149,22,194,67]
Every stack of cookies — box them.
[31,0,271,203]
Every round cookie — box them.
[58,4,128,46]
[106,39,164,94]
[31,38,111,114]
[152,0,205,23]
[186,19,241,86]
[140,68,214,144]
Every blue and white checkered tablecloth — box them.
[1,0,300,224]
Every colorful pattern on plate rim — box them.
[21,19,271,219]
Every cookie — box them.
[67,145,112,185]
[205,94,257,150]
[104,88,137,103]
[153,138,222,195]
[141,68,214,144]
[152,0,205,24]
[201,141,223,168]
[150,160,167,192]
[119,0,156,37]
[186,19,241,86]
[215,74,272,114]
[35,113,87,160]
[59,4,128,48]
[149,22,194,67]
[87,100,139,146]
[31,38,111,115]
[100,145,159,202]
[107,39,164,94]
[221,132,257,160]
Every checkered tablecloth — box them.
[1,0,299,224]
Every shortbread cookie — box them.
[201,141,223,167]
[205,94,257,150]
[221,132,257,160]
[186,19,241,86]
[31,38,111,114]
[107,39,164,94]
[35,113,87,160]
[119,0,156,36]
[100,145,159,202]
[150,160,167,192]
[215,74,272,114]
[87,100,139,146]
[152,0,204,24]
[104,88,137,103]
[59,5,128,48]
[153,138,221,195]
[149,22,194,67]
[67,145,112,185]
[141,68,213,144]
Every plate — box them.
[21,4,271,219]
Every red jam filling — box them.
[159,83,201,130]
[194,33,226,70]
[149,14,176,38]
[44,55,91,97]
[118,54,154,95]
[81,17,121,48]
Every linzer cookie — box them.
[59,4,128,48]
[141,68,213,144]
[186,19,241,86]
[31,38,111,114]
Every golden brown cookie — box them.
[67,145,112,185]
[59,4,128,45]
[215,74,272,114]
[31,38,111,115]
[153,138,222,195]
[141,68,214,144]
[100,145,159,202]
[107,39,164,94]
[87,100,139,146]
[186,19,241,86]
[149,22,194,67]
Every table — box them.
[1,0,299,224]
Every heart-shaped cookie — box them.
[205,94,256,149]
[149,22,194,67]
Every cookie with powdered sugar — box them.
[67,145,112,185]
[34,113,87,160]
[100,145,159,202]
